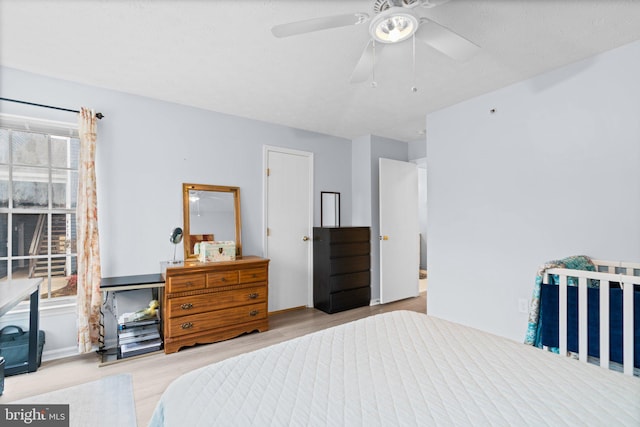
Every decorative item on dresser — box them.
[313,226,371,314]
[162,256,269,354]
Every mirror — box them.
[321,191,340,227]
[170,227,183,244]
[169,227,183,264]
[182,183,242,260]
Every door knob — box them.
[302,236,310,241]
[379,235,389,241]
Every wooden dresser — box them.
[162,256,269,354]
[313,227,371,314]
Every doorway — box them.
[413,157,427,293]
[264,146,314,312]
[379,158,420,304]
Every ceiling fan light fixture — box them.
[370,8,418,44]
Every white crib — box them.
[543,259,640,376]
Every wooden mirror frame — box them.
[182,183,242,260]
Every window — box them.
[0,115,79,299]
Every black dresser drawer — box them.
[326,227,369,243]
[329,241,370,258]
[329,255,369,275]
[313,226,371,314]
[327,287,371,313]
[329,271,370,293]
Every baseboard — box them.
[42,345,78,362]
[369,298,380,306]
[268,305,307,316]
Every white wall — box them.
[426,40,640,341]
[0,66,354,359]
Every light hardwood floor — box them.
[1,293,426,426]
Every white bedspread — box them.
[149,310,640,426]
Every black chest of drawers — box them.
[313,227,371,314]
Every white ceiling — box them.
[1,0,640,142]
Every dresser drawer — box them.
[167,274,205,293]
[327,227,369,243]
[329,271,370,293]
[329,255,370,275]
[167,285,267,318]
[207,271,239,288]
[328,287,371,313]
[329,241,370,258]
[167,302,267,338]
[239,267,267,284]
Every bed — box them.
[149,310,640,426]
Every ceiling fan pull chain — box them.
[411,33,418,93]
[371,40,378,88]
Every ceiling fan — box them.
[271,0,480,86]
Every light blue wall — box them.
[1,66,418,357]
[408,138,426,160]
[351,135,372,227]
[426,40,640,341]
[0,67,353,277]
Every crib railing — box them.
[544,260,640,376]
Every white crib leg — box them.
[623,281,634,376]
[559,274,567,358]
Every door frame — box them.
[262,145,314,308]
[379,157,419,304]
[411,156,427,272]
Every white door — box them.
[265,146,313,312]
[379,158,419,304]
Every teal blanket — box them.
[524,255,596,348]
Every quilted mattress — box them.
[149,310,640,426]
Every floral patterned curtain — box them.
[76,107,102,353]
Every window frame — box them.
[0,114,79,303]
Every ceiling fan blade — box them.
[415,19,480,61]
[271,13,369,38]
[350,40,385,84]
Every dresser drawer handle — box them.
[184,281,193,286]
[221,277,226,282]
[251,274,257,278]
[181,303,193,310]
[248,293,259,299]
[181,322,193,329]
[249,310,259,317]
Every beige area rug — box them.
[13,374,136,427]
